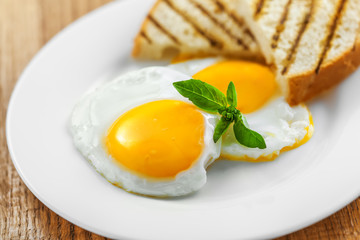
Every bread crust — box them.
[287,38,360,105]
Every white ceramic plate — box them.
[6,0,360,239]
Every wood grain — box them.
[0,0,359,239]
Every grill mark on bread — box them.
[190,0,249,49]
[315,0,347,74]
[140,31,152,44]
[271,0,293,49]
[244,28,256,41]
[254,0,266,18]
[281,0,314,75]
[231,14,245,28]
[148,15,180,44]
[353,28,359,51]
[214,0,244,27]
[213,0,255,41]
[214,0,225,11]
[163,0,223,49]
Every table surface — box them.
[1,0,359,239]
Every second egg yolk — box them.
[192,60,277,113]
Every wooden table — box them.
[0,0,359,239]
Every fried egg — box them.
[170,58,313,161]
[70,67,220,197]
[71,58,313,197]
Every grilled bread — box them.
[132,0,262,60]
[227,0,360,104]
[133,0,360,105]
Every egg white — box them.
[170,58,312,160]
[70,67,221,197]
[71,58,313,197]
[169,57,221,76]
[221,97,311,160]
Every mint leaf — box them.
[226,81,237,107]
[173,80,227,113]
[233,115,266,149]
[213,117,232,143]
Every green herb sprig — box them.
[173,79,266,149]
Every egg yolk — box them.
[192,60,277,113]
[105,100,205,179]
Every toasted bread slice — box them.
[132,0,262,60]
[229,0,360,104]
